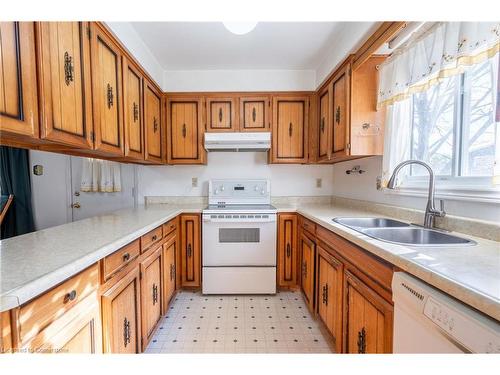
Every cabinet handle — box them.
[152,283,158,305]
[64,51,74,86]
[107,83,114,109]
[182,123,187,138]
[252,107,256,122]
[325,283,329,306]
[322,285,326,304]
[187,244,192,258]
[218,108,223,122]
[169,263,174,281]
[122,252,130,262]
[153,117,158,133]
[152,234,157,241]
[123,317,131,347]
[302,261,307,278]
[357,327,367,354]
[63,290,77,303]
[335,106,341,124]
[133,102,139,122]
[286,243,291,258]
[288,122,293,137]
[321,117,325,133]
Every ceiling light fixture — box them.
[223,22,258,35]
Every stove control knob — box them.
[261,188,266,195]
[254,185,259,191]
[214,189,219,195]
[220,185,225,191]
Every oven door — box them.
[202,214,277,266]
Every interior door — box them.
[70,156,135,222]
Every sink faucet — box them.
[386,160,446,229]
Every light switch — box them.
[192,177,198,188]
[316,178,322,188]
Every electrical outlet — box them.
[192,177,198,188]
[316,178,322,188]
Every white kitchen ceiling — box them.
[130,22,377,71]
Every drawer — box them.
[102,239,140,282]
[141,226,163,253]
[163,217,178,237]
[19,263,99,345]
[299,215,316,235]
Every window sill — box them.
[383,185,500,204]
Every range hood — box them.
[204,132,271,152]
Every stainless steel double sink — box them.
[332,217,476,246]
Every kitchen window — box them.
[407,57,499,191]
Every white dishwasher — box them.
[392,272,500,353]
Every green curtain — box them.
[0,146,35,239]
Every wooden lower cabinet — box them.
[277,213,298,288]
[140,246,162,351]
[317,245,344,353]
[345,271,393,354]
[299,231,315,312]
[180,214,201,288]
[162,233,177,315]
[101,266,141,353]
[24,293,102,353]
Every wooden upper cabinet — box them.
[123,58,144,160]
[206,96,238,132]
[345,271,393,354]
[101,267,141,353]
[271,96,309,163]
[167,96,205,164]
[144,81,164,163]
[140,246,162,350]
[36,22,93,149]
[0,22,39,138]
[317,246,344,353]
[317,85,332,162]
[278,213,298,288]
[239,96,270,132]
[299,232,315,312]
[331,66,349,158]
[180,214,201,288]
[90,23,124,156]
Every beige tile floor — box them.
[144,289,335,353]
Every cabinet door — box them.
[90,23,124,156]
[345,271,393,354]
[101,267,141,353]
[162,234,177,314]
[0,22,38,138]
[317,85,332,161]
[180,214,201,288]
[140,246,162,350]
[331,67,349,158]
[206,97,237,132]
[167,97,205,164]
[239,96,270,131]
[278,213,298,287]
[37,22,93,149]
[26,294,102,353]
[144,81,164,163]
[123,59,144,160]
[317,247,344,353]
[272,96,309,163]
[299,232,315,311]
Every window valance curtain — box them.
[80,158,122,193]
[378,22,500,108]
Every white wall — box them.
[106,22,164,88]
[163,69,316,92]
[331,156,500,222]
[30,150,71,230]
[138,152,335,202]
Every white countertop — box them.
[0,204,204,311]
[1,201,499,322]
[276,203,500,322]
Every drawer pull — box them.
[122,252,130,262]
[152,234,158,241]
[63,290,77,304]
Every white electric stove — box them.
[202,179,277,294]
